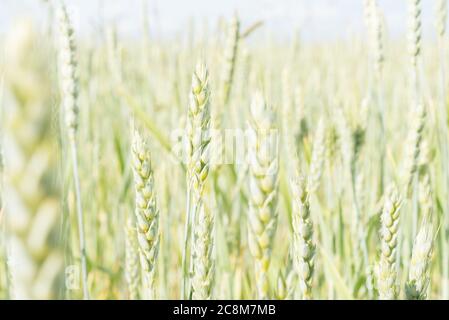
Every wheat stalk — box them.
[247,92,278,299]
[365,1,386,194]
[57,3,89,299]
[336,107,372,295]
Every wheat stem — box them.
[57,3,89,299]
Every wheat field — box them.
[0,0,448,300]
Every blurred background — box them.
[0,0,443,42]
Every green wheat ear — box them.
[247,92,279,299]
[405,220,434,300]
[290,174,315,300]
[131,129,160,299]
[376,185,402,300]
[191,202,215,300]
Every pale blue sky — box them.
[0,0,443,42]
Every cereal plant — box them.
[0,0,448,300]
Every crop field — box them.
[0,0,448,300]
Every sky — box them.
[0,0,443,42]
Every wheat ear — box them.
[221,14,240,106]
[131,129,160,299]
[182,62,211,298]
[377,185,402,300]
[247,92,279,299]
[408,0,422,69]
[437,0,447,38]
[371,1,384,77]
[403,103,426,197]
[405,220,434,299]
[290,175,315,300]
[191,203,214,299]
